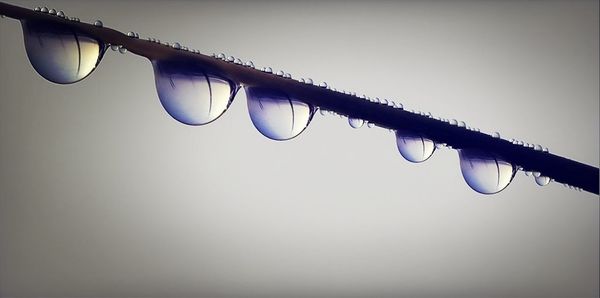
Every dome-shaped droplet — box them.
[127,31,135,37]
[348,118,364,129]
[535,175,550,186]
[110,44,119,51]
[152,59,238,125]
[492,132,501,138]
[263,67,273,73]
[395,129,435,163]
[305,78,313,85]
[216,53,226,59]
[245,86,315,141]
[234,58,242,64]
[543,147,549,153]
[284,73,292,79]
[21,20,106,84]
[118,46,127,54]
[57,11,65,18]
[276,70,284,76]
[48,8,57,15]
[226,56,234,62]
[367,122,375,128]
[450,119,458,126]
[458,121,466,128]
[40,7,49,13]
[93,20,103,27]
[245,60,254,68]
[319,108,327,116]
[458,149,515,195]
[171,42,181,49]
[534,144,543,151]
[34,7,41,12]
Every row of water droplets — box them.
[23,5,572,195]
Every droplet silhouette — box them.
[348,118,364,129]
[535,175,550,186]
[20,20,106,84]
[152,59,238,125]
[458,149,516,195]
[395,129,436,163]
[245,86,315,141]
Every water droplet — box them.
[245,60,254,68]
[110,44,119,51]
[319,108,328,116]
[435,143,446,149]
[226,56,234,62]
[458,121,466,128]
[543,147,549,153]
[298,78,306,83]
[492,132,501,138]
[319,81,328,88]
[57,11,65,18]
[535,175,550,186]
[245,87,315,141]
[171,42,181,49]
[34,7,41,12]
[532,171,541,177]
[276,70,284,76]
[450,119,458,126]
[49,8,57,15]
[93,20,103,27]
[367,122,375,128]
[395,130,435,163]
[41,7,49,13]
[21,20,106,84]
[284,73,292,79]
[263,67,273,73]
[348,118,364,129]
[458,149,515,194]
[152,59,238,125]
[397,103,404,109]
[127,31,136,37]
[216,53,226,59]
[305,78,313,85]
[234,58,243,64]
[118,46,127,54]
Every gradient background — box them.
[0,0,598,297]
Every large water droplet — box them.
[152,59,238,125]
[245,86,315,141]
[395,130,435,163]
[348,118,364,129]
[21,20,106,84]
[535,175,550,186]
[458,149,516,194]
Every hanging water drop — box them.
[118,46,127,54]
[110,44,119,51]
[535,176,550,186]
[245,87,315,141]
[319,108,328,116]
[93,20,103,27]
[21,20,106,84]
[395,129,436,163]
[458,149,516,195]
[348,118,364,129]
[152,59,238,125]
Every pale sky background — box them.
[0,0,598,297]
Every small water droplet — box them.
[152,59,238,125]
[319,81,328,88]
[245,60,255,68]
[34,7,41,12]
[532,171,541,177]
[49,8,57,15]
[57,11,65,18]
[319,108,328,116]
[305,78,313,85]
[276,70,284,76]
[93,20,103,27]
[395,130,436,163]
[524,171,531,176]
[263,67,273,73]
[245,87,315,141]
[535,175,550,186]
[226,56,234,62]
[534,144,543,151]
[459,149,516,194]
[41,7,49,13]
[458,121,466,128]
[118,46,127,54]
[450,119,458,126]
[283,73,292,79]
[171,42,181,49]
[217,53,226,59]
[21,20,106,84]
[348,118,364,129]
[367,122,375,128]
[234,58,243,64]
[492,132,501,138]
[435,143,446,149]
[110,44,119,51]
[543,147,549,153]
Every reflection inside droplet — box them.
[245,87,315,141]
[21,20,105,84]
[458,149,516,195]
[348,118,364,129]
[395,129,435,163]
[152,59,238,125]
[535,175,550,186]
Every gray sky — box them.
[0,0,598,297]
